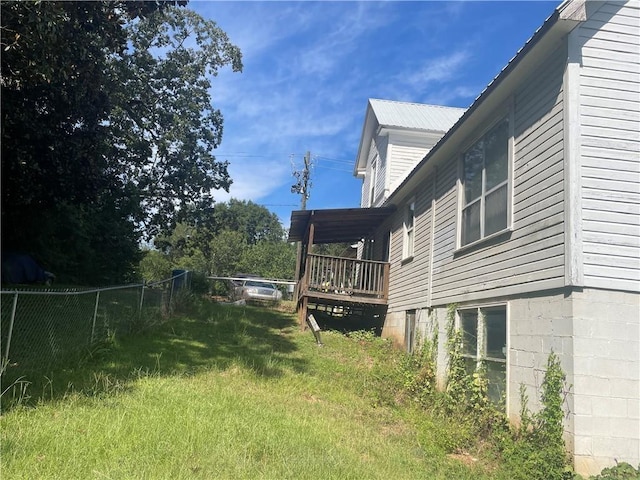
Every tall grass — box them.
[2,299,521,479]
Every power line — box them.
[314,155,355,165]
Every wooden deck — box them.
[296,254,389,324]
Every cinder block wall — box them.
[381,288,640,476]
[509,293,576,452]
[570,288,640,476]
[381,310,404,347]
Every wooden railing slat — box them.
[302,253,389,300]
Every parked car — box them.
[234,279,283,303]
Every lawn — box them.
[1,299,517,479]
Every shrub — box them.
[590,462,640,480]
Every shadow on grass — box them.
[1,299,306,410]
[309,306,387,336]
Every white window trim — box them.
[456,104,514,250]
[369,157,378,207]
[402,199,415,261]
[457,303,509,410]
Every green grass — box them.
[2,299,514,479]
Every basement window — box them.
[458,306,507,406]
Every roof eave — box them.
[386,1,586,206]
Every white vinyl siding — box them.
[577,1,640,292]
[428,40,568,305]
[388,133,440,192]
[387,173,435,312]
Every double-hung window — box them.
[403,200,415,260]
[461,117,510,247]
[459,306,507,406]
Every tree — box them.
[109,7,242,236]
[1,1,242,283]
[139,249,173,283]
[211,199,285,245]
[209,230,247,277]
[238,241,296,280]
[149,200,293,280]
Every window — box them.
[369,157,378,206]
[461,118,510,247]
[403,201,415,259]
[405,310,416,353]
[459,306,507,406]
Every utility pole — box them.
[291,151,312,314]
[291,151,312,210]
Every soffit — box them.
[288,207,396,244]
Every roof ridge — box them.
[369,98,466,111]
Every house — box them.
[289,0,639,475]
[354,99,465,208]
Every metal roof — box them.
[369,99,465,133]
[288,207,396,244]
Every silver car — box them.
[235,279,283,303]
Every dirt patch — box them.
[447,452,479,467]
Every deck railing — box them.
[301,254,389,300]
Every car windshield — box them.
[245,281,274,289]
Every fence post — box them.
[91,291,100,344]
[2,292,19,370]
[139,282,146,317]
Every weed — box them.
[501,352,574,480]
[590,462,640,480]
[0,375,31,409]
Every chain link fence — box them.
[0,272,190,377]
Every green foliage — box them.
[501,352,573,480]
[445,304,471,406]
[209,229,247,276]
[140,250,173,283]
[313,243,356,258]
[110,7,242,237]
[188,271,210,295]
[150,199,292,280]
[209,199,285,245]
[400,328,439,405]
[590,463,640,480]
[1,1,242,283]
[238,240,296,280]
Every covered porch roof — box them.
[288,207,396,244]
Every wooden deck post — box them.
[299,296,308,330]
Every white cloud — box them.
[214,158,291,203]
[403,50,471,89]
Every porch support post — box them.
[382,262,390,301]
[308,222,315,253]
[299,296,308,330]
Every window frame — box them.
[457,304,508,408]
[369,155,378,207]
[402,199,415,261]
[457,110,513,250]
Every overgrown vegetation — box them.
[141,200,297,283]
[394,304,578,480]
[2,298,635,479]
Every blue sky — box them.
[189,1,558,228]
